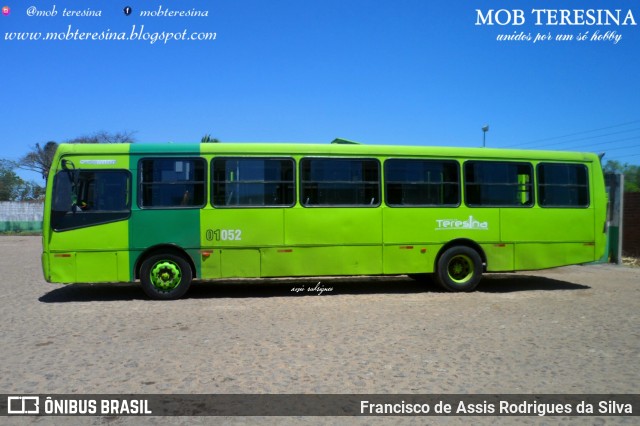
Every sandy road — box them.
[0,236,638,425]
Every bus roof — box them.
[52,142,600,163]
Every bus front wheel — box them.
[435,246,483,292]
[140,253,193,300]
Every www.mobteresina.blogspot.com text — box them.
[4,25,216,45]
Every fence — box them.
[0,202,44,232]
[623,192,640,258]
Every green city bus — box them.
[41,140,608,299]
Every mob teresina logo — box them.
[436,216,489,231]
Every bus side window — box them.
[384,159,459,207]
[538,163,589,207]
[212,157,295,207]
[464,161,533,207]
[300,158,380,207]
[139,158,206,208]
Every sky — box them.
[1,0,639,182]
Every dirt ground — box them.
[1,236,638,425]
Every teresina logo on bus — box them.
[436,216,489,231]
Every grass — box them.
[622,256,640,268]
[0,230,42,236]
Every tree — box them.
[67,130,136,144]
[16,141,58,180]
[16,181,45,201]
[0,161,21,201]
[14,131,136,181]
[604,160,640,192]
[201,134,220,143]
[0,160,44,201]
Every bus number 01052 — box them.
[206,229,242,241]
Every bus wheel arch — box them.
[434,240,485,292]
[136,245,195,300]
[135,245,197,280]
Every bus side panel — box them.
[221,249,261,277]
[47,220,130,283]
[383,208,501,243]
[261,246,382,277]
[76,252,120,282]
[480,243,514,272]
[128,209,202,277]
[283,208,383,275]
[47,250,129,283]
[200,208,285,279]
[199,247,222,279]
[382,208,501,273]
[501,207,596,269]
[515,243,595,270]
[501,208,595,243]
[285,208,382,245]
[47,252,76,283]
[382,244,437,274]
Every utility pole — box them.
[482,125,489,147]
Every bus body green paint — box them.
[41,142,608,297]
[128,144,202,280]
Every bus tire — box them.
[435,246,482,292]
[140,253,193,300]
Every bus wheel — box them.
[140,253,192,300]
[436,246,482,292]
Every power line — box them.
[504,119,640,148]
[530,129,640,150]
[600,152,640,164]
[556,136,640,151]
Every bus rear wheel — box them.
[140,253,192,300]
[435,246,482,292]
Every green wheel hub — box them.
[150,261,182,291]
[447,254,474,284]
